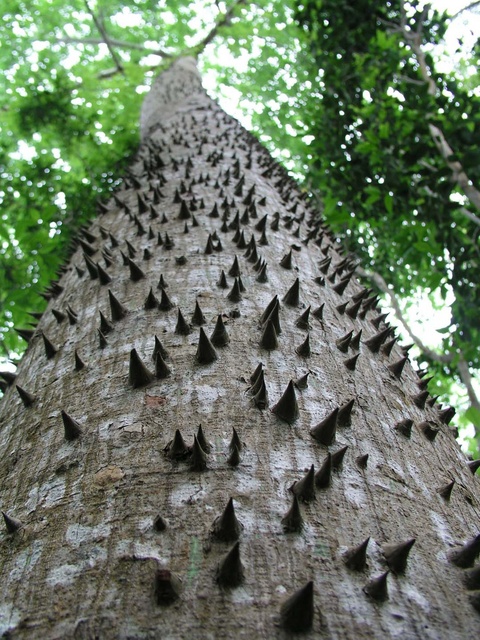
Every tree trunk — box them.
[0,58,479,639]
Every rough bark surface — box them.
[0,58,479,639]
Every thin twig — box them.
[459,207,480,226]
[84,0,124,75]
[355,265,453,364]
[192,0,247,54]
[357,264,480,435]
[457,358,480,415]
[54,36,172,58]
[450,1,480,20]
[397,0,480,222]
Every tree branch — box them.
[357,264,480,437]
[450,1,480,20]
[355,265,453,364]
[191,0,248,55]
[84,0,124,75]
[397,1,480,220]
[54,36,172,58]
[459,206,480,227]
[457,358,480,416]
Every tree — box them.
[1,55,479,639]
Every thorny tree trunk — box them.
[0,58,479,639]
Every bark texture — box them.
[0,58,479,639]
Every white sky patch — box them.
[10,141,37,162]
[111,8,145,28]
[160,11,177,26]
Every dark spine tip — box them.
[249,362,264,385]
[294,372,309,390]
[418,421,439,441]
[337,399,355,427]
[332,445,348,469]
[388,356,408,379]
[128,258,145,281]
[144,287,159,310]
[15,328,35,343]
[158,288,174,311]
[2,511,23,534]
[196,424,211,453]
[190,435,208,471]
[412,391,430,409]
[332,275,351,296]
[279,250,293,269]
[155,352,171,379]
[229,427,242,453]
[314,454,332,488]
[344,537,370,571]
[364,572,389,601]
[438,480,455,500]
[227,278,242,302]
[283,278,300,306]
[467,459,480,474]
[108,290,128,321]
[99,311,114,334]
[129,348,155,388]
[262,298,281,334]
[16,385,36,408]
[175,309,191,335]
[272,380,299,423]
[154,569,182,605]
[196,327,218,364]
[394,419,413,438]
[364,328,391,353]
[464,566,480,590]
[449,534,480,568]
[438,406,455,425]
[74,349,86,371]
[217,270,228,289]
[295,306,311,329]
[336,331,353,353]
[280,581,314,632]
[291,464,315,502]
[210,315,229,347]
[382,538,415,573]
[281,495,303,532]
[310,408,338,445]
[52,309,66,323]
[191,300,206,326]
[350,332,362,351]
[61,410,83,441]
[212,497,242,542]
[260,295,279,324]
[228,256,241,277]
[216,542,244,588]
[356,453,369,469]
[227,443,241,466]
[260,318,278,350]
[153,515,167,532]
[42,334,58,359]
[344,354,359,371]
[97,263,112,285]
[166,429,190,460]
[313,303,324,320]
[296,334,311,357]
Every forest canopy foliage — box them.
[0,0,479,453]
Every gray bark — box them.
[0,58,479,639]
